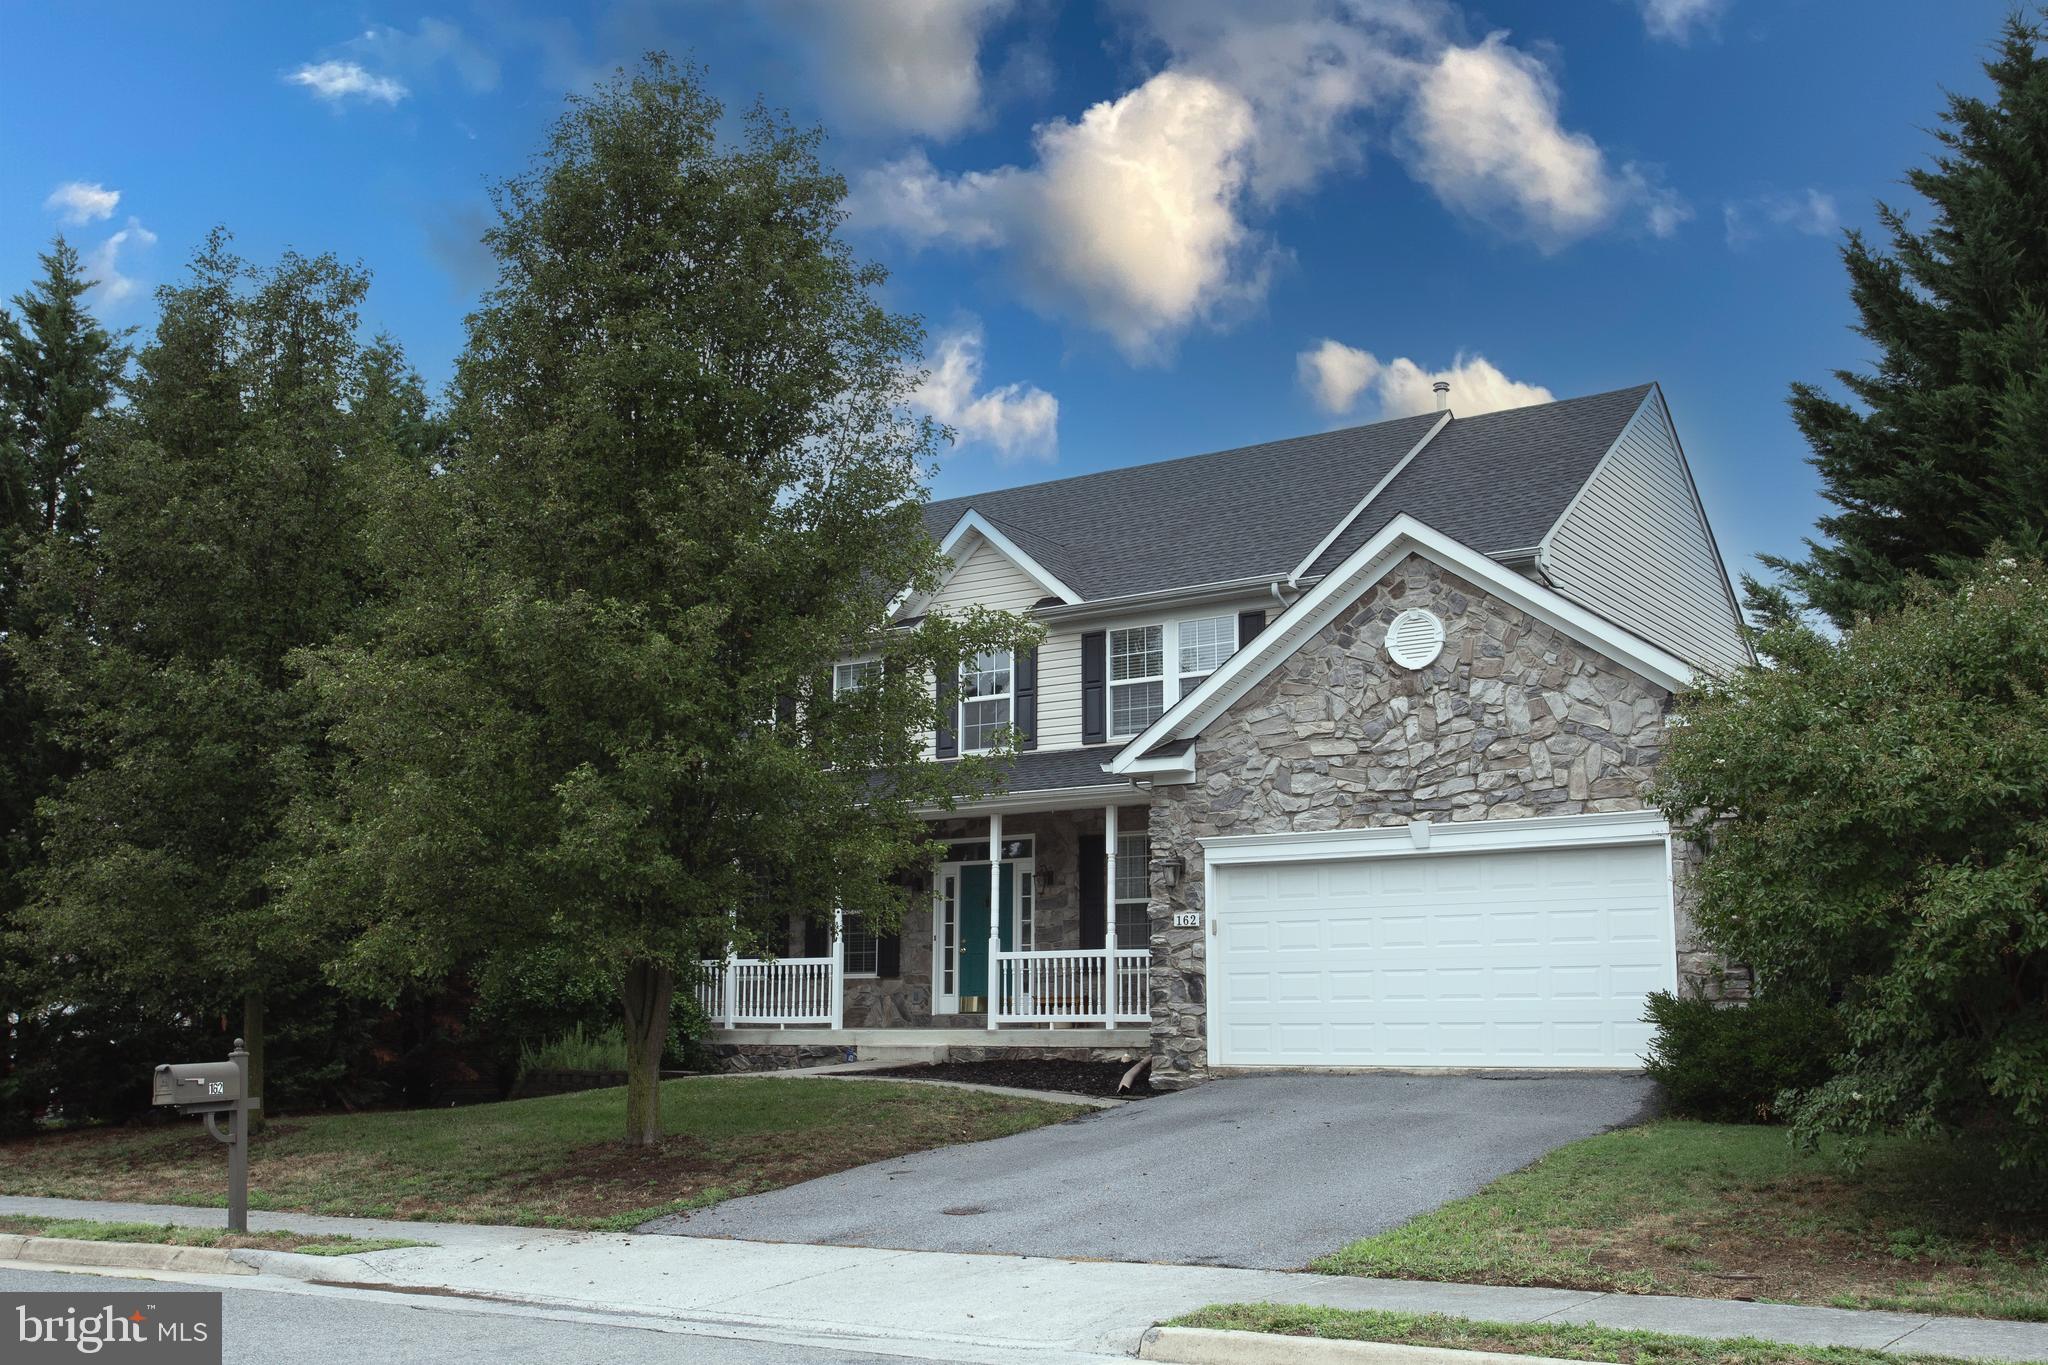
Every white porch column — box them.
[722,948,737,1031]
[830,904,845,1029]
[986,811,1003,1030]
[1103,803,1119,1029]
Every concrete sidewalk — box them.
[4,1196,2045,1362]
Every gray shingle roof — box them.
[922,412,1442,600]
[1305,384,1655,578]
[937,746,1121,794]
[922,384,1655,602]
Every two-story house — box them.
[697,382,1749,1088]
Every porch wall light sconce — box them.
[1152,856,1185,889]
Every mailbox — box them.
[152,1061,241,1111]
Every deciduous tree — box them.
[294,59,1033,1146]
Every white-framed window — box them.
[1109,625,1165,738]
[959,650,1013,753]
[844,925,879,976]
[834,658,883,696]
[1177,614,1234,692]
[1106,616,1239,739]
[1019,871,1035,953]
[1114,832,1150,946]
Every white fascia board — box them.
[1287,410,1452,587]
[1105,513,1695,776]
[1202,810,1671,865]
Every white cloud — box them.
[915,322,1058,462]
[44,181,120,225]
[289,60,409,105]
[1297,340,1552,419]
[1405,33,1683,248]
[1637,0,1727,43]
[1723,187,1838,248]
[856,70,1269,362]
[854,3,1681,356]
[82,218,158,309]
[770,0,1012,139]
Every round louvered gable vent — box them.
[1385,608,1445,669]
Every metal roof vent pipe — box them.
[1432,380,1450,412]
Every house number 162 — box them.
[1172,911,1201,928]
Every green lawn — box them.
[0,1214,424,1256]
[0,1077,1080,1230]
[1169,1306,1978,1365]
[1314,1121,2048,1321]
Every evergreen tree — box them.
[295,60,1035,1146]
[0,240,126,1132]
[16,233,421,1112]
[1765,14,2048,627]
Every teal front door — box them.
[957,862,1017,1000]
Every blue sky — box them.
[0,1,2013,584]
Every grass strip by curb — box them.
[0,1214,428,1257]
[1165,1306,1978,1365]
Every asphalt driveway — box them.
[641,1072,1656,1269]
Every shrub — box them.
[517,1022,627,1078]
[1642,991,1843,1124]
[1658,555,2048,1168]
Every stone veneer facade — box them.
[1144,553,1725,1089]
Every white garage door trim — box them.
[1202,811,1677,1071]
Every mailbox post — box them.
[151,1038,261,1232]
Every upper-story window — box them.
[1177,614,1234,692]
[959,650,1013,752]
[833,658,883,696]
[1109,626,1165,737]
[1108,614,1238,739]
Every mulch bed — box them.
[864,1058,1152,1099]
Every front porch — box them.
[694,795,1157,1055]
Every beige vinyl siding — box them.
[1037,629,1084,750]
[1542,393,1749,674]
[926,536,1048,615]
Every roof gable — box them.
[904,510,1082,618]
[1107,513,1694,776]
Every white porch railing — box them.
[993,948,1150,1026]
[695,956,836,1027]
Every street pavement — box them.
[646,1071,1661,1267]
[0,1265,932,1364]
[6,1193,2048,1363]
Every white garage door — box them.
[1210,839,1675,1069]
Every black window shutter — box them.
[1238,609,1266,648]
[1015,647,1038,750]
[774,694,797,727]
[1077,833,1106,949]
[935,667,958,758]
[802,917,829,959]
[1080,631,1106,745]
[876,932,901,978]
